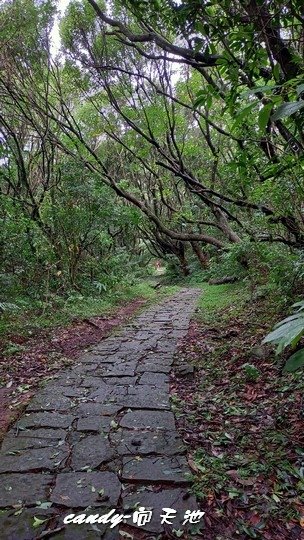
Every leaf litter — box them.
[171,297,304,540]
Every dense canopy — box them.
[1,0,304,289]
[1,2,304,539]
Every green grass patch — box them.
[196,281,249,324]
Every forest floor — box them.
[172,283,304,540]
[0,298,145,442]
[0,288,200,540]
[0,282,303,540]
[0,282,177,442]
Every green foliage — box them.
[195,282,249,324]
[207,240,302,304]
[0,279,178,341]
[0,302,19,313]
[271,101,304,121]
[283,349,304,373]
[2,342,25,356]
[1,0,304,348]
[241,363,261,382]
[263,300,304,372]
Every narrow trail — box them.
[0,288,201,539]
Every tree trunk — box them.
[178,253,190,276]
[190,241,209,269]
[213,208,241,243]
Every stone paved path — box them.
[0,289,200,539]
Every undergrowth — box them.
[195,282,250,324]
[173,282,304,540]
[0,280,178,344]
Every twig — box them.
[36,526,65,539]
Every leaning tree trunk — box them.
[190,241,209,269]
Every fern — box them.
[0,302,19,312]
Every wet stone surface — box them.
[16,412,75,429]
[119,410,176,430]
[71,435,115,470]
[0,445,69,473]
[50,521,117,540]
[76,416,111,433]
[1,428,66,452]
[50,471,121,507]
[26,393,74,412]
[138,372,169,387]
[115,389,170,410]
[0,288,200,538]
[121,455,191,485]
[111,429,185,456]
[0,473,53,506]
[0,508,57,540]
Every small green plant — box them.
[3,342,25,355]
[241,363,261,381]
[263,300,304,372]
[0,302,19,312]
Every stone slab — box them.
[80,352,115,364]
[102,376,138,386]
[27,393,74,412]
[0,508,56,540]
[104,362,137,377]
[0,445,68,473]
[111,429,185,456]
[0,473,53,507]
[15,412,74,430]
[80,376,109,388]
[53,375,82,386]
[87,386,126,403]
[120,411,175,430]
[71,435,115,470]
[44,384,88,398]
[139,372,169,387]
[121,456,190,485]
[76,416,111,433]
[75,403,122,417]
[50,471,121,507]
[51,521,117,540]
[55,386,88,398]
[1,429,66,452]
[116,394,170,410]
[137,362,172,374]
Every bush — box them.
[206,239,303,303]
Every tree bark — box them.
[178,253,190,276]
[190,241,209,269]
[245,0,299,80]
